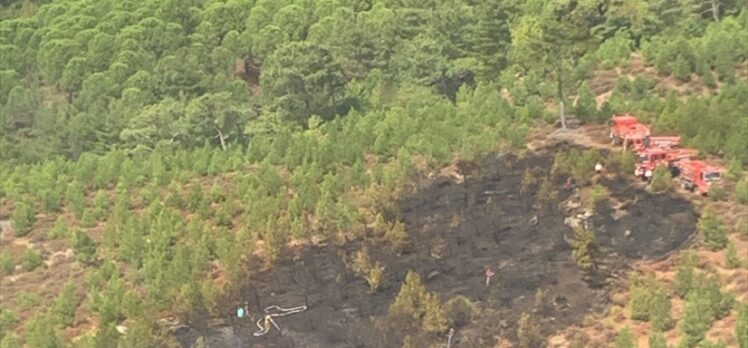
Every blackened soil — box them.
[176,148,697,348]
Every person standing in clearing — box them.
[595,162,604,174]
[485,268,495,287]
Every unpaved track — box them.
[175,146,697,347]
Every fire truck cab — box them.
[677,160,723,195]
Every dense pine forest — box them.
[1,0,747,347]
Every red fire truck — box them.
[634,135,681,152]
[634,147,699,180]
[675,160,724,195]
[609,114,651,150]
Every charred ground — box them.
[176,146,698,348]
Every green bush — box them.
[736,179,748,205]
[388,271,447,334]
[21,249,43,272]
[607,151,636,174]
[572,225,596,272]
[726,159,743,181]
[0,308,18,340]
[24,313,63,348]
[738,302,748,348]
[65,181,86,218]
[48,217,68,239]
[726,241,740,269]
[443,295,478,328]
[708,186,727,202]
[596,30,632,69]
[681,292,713,347]
[575,82,599,123]
[649,331,668,348]
[675,264,695,298]
[17,291,39,310]
[615,327,637,348]
[517,311,543,348]
[649,166,673,193]
[52,282,78,327]
[551,149,601,184]
[673,56,692,81]
[72,230,98,264]
[629,275,673,330]
[40,189,62,213]
[80,208,98,228]
[93,190,109,218]
[386,221,408,254]
[0,253,14,277]
[0,333,21,348]
[699,209,728,250]
[587,184,608,213]
[11,201,36,237]
[697,340,728,348]
[536,177,558,210]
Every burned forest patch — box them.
[175,147,698,348]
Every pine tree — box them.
[675,257,697,298]
[650,289,673,331]
[48,217,69,239]
[737,302,748,348]
[517,311,543,348]
[65,180,86,218]
[649,166,673,193]
[0,333,21,348]
[672,55,692,81]
[587,184,609,213]
[615,327,637,348]
[72,230,98,264]
[697,340,728,348]
[80,208,98,228]
[93,190,109,219]
[443,296,478,328]
[0,253,14,277]
[422,292,448,333]
[25,313,63,348]
[575,82,598,123]
[21,249,43,272]
[388,271,446,333]
[736,179,748,205]
[681,292,713,347]
[11,200,36,237]
[52,282,78,327]
[725,241,740,269]
[40,188,62,213]
[536,177,558,210]
[699,208,728,250]
[572,225,596,272]
[386,221,408,254]
[629,275,672,330]
[0,308,18,340]
[649,331,668,348]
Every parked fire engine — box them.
[635,135,681,152]
[675,160,723,195]
[633,147,699,180]
[608,115,725,195]
[609,114,651,150]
